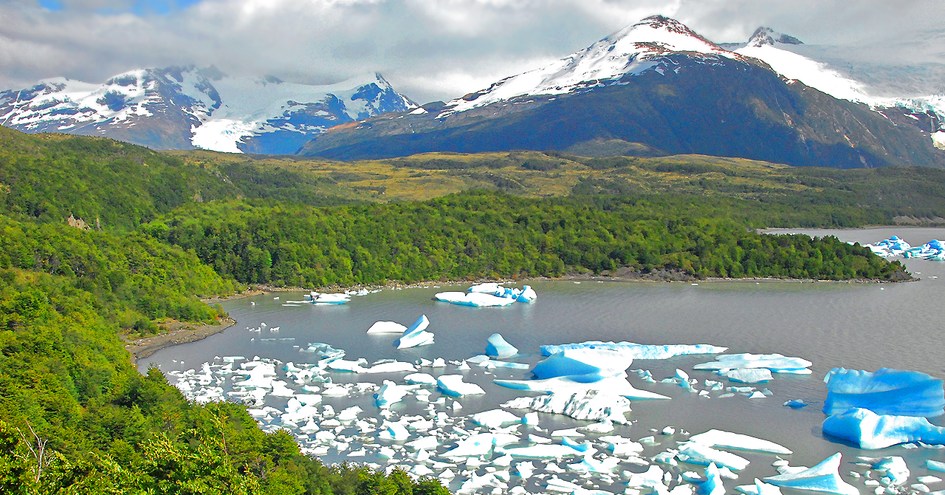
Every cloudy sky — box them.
[2,0,943,102]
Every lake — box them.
[140,227,945,493]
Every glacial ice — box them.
[725,369,774,384]
[762,453,858,495]
[540,341,727,360]
[436,374,486,397]
[699,463,725,495]
[735,480,783,495]
[821,407,945,449]
[532,348,631,379]
[435,291,517,307]
[866,236,912,258]
[485,333,519,358]
[494,374,669,400]
[393,315,435,349]
[872,456,909,487]
[676,442,751,471]
[470,409,521,429]
[503,390,633,424]
[688,429,793,455]
[694,353,812,375]
[366,321,407,334]
[904,239,945,261]
[823,368,945,417]
[374,381,415,409]
[309,292,351,305]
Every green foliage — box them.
[145,192,908,287]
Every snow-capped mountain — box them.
[302,15,945,168]
[442,16,741,116]
[0,67,416,154]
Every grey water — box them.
[140,227,945,491]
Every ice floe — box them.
[694,353,812,375]
[436,374,485,397]
[540,341,727,360]
[436,282,537,307]
[688,429,792,456]
[367,321,408,334]
[308,291,351,305]
[503,390,633,424]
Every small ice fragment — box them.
[471,409,521,429]
[784,399,808,409]
[688,429,792,455]
[367,321,407,334]
[436,375,485,397]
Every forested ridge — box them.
[0,128,936,492]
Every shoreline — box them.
[130,268,912,365]
[124,317,236,366]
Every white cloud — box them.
[1,0,943,103]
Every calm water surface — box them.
[141,227,945,492]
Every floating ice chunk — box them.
[725,369,774,384]
[735,480,784,494]
[378,421,410,441]
[533,348,631,379]
[468,282,505,294]
[677,442,750,471]
[568,453,620,474]
[310,292,351,304]
[486,333,519,358]
[688,429,793,455]
[540,341,727,360]
[499,444,584,460]
[784,399,808,409]
[327,358,368,373]
[872,456,909,487]
[823,368,945,417]
[471,409,520,429]
[929,460,945,473]
[394,315,435,349]
[822,407,945,449]
[435,291,517,307]
[516,285,537,303]
[763,453,858,495]
[442,432,517,458]
[695,354,812,374]
[404,372,437,385]
[503,390,632,424]
[362,361,417,374]
[437,374,485,397]
[699,463,725,495]
[367,321,407,334]
[495,375,669,400]
[627,464,668,492]
[374,381,415,409]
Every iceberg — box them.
[904,239,945,260]
[872,456,909,487]
[503,390,633,424]
[532,348,631,379]
[470,409,521,429]
[540,341,727,360]
[495,374,669,400]
[676,442,751,472]
[310,292,351,305]
[725,369,774,384]
[699,463,725,495]
[821,407,945,449]
[688,429,793,455]
[694,353,812,374]
[762,453,858,495]
[436,374,485,397]
[366,321,407,334]
[485,333,519,358]
[866,236,912,258]
[374,381,415,409]
[823,368,945,417]
[393,315,435,349]
[735,480,783,495]
[434,291,517,307]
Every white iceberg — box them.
[393,315,435,349]
[762,453,858,495]
[374,381,415,409]
[434,291,517,307]
[676,442,750,472]
[366,321,407,334]
[823,367,945,417]
[310,292,351,305]
[516,285,537,303]
[485,333,519,358]
[694,353,812,374]
[688,429,793,455]
[470,409,521,429]
[822,407,945,449]
[725,369,774,384]
[540,341,727,360]
[495,374,669,400]
[503,390,633,424]
[436,374,485,397]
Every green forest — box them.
[0,127,940,492]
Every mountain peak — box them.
[748,27,803,47]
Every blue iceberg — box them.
[437,282,538,307]
[867,236,912,258]
[904,239,945,261]
[823,368,945,417]
[393,315,434,349]
[762,453,858,495]
[822,407,945,449]
[698,463,725,495]
[485,333,519,358]
[532,348,630,379]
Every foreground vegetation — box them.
[0,128,940,491]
